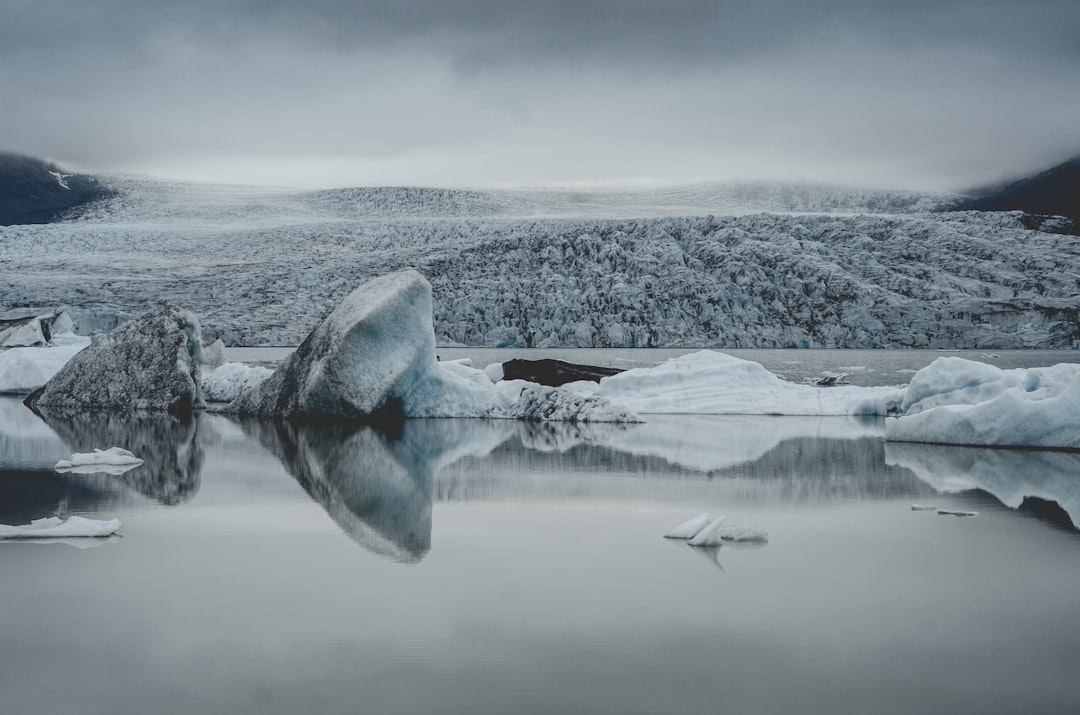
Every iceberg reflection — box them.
[242,418,518,563]
[32,407,204,505]
[886,442,1080,529]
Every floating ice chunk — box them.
[911,504,937,511]
[55,447,144,475]
[483,362,504,382]
[664,513,711,539]
[575,350,902,416]
[232,270,497,419]
[0,516,122,539]
[886,357,1080,449]
[938,509,979,517]
[688,515,727,546]
[712,523,770,543]
[689,518,768,545]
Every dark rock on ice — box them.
[500,358,623,387]
[25,305,205,414]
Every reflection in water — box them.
[438,417,937,504]
[886,442,1080,530]
[32,407,203,505]
[244,420,464,562]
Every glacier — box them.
[1,176,1076,349]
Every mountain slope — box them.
[955,156,1080,230]
[0,152,113,225]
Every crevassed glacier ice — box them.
[886,357,1080,449]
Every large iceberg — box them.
[232,271,485,419]
[885,357,1080,449]
[25,305,204,413]
[565,350,902,416]
[230,270,635,422]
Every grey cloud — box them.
[0,0,1077,189]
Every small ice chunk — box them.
[55,447,144,474]
[0,516,122,539]
[911,504,937,511]
[937,509,979,517]
[715,523,770,542]
[688,515,727,546]
[664,513,711,539]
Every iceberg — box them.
[55,447,144,475]
[886,357,1080,449]
[230,270,635,422]
[568,350,902,416]
[25,305,205,413]
[0,516,122,539]
[232,271,482,419]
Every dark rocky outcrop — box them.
[953,155,1080,233]
[500,358,624,387]
[25,305,204,414]
[0,151,114,225]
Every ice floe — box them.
[664,513,711,539]
[565,350,902,416]
[0,516,122,539]
[885,357,1080,449]
[55,447,144,475]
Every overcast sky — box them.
[2,0,1078,191]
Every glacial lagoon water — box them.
[2,349,1080,714]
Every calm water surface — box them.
[1,349,1079,715]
